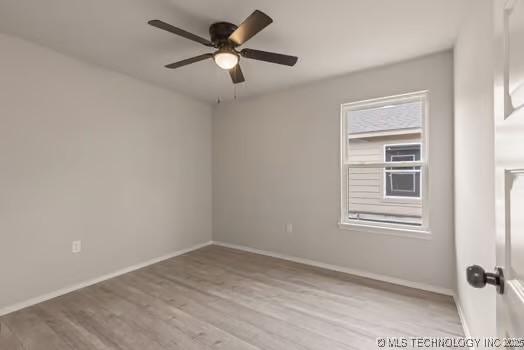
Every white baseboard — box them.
[211,241,454,296]
[453,294,473,345]
[0,241,213,317]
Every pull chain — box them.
[215,64,222,104]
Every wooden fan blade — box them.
[229,64,245,84]
[240,48,298,66]
[148,20,213,47]
[165,53,213,69]
[228,10,273,46]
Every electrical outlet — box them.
[72,240,82,254]
[285,223,293,233]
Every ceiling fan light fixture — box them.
[213,49,239,70]
[149,10,298,85]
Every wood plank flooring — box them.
[0,245,464,349]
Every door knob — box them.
[466,265,504,294]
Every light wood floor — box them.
[0,245,463,349]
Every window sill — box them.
[338,222,432,240]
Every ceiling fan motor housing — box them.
[209,22,238,46]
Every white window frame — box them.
[339,91,430,238]
[383,142,422,200]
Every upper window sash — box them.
[341,91,427,165]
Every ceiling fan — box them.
[148,10,298,84]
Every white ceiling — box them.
[0,0,471,103]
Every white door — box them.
[494,0,524,338]
[467,0,524,339]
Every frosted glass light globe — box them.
[214,51,239,70]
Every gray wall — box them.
[213,51,455,290]
[453,0,496,337]
[0,33,213,310]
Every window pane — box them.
[347,100,422,137]
[347,166,423,226]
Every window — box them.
[384,144,421,198]
[340,92,428,232]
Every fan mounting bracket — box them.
[209,22,238,46]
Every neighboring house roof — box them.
[348,101,422,135]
